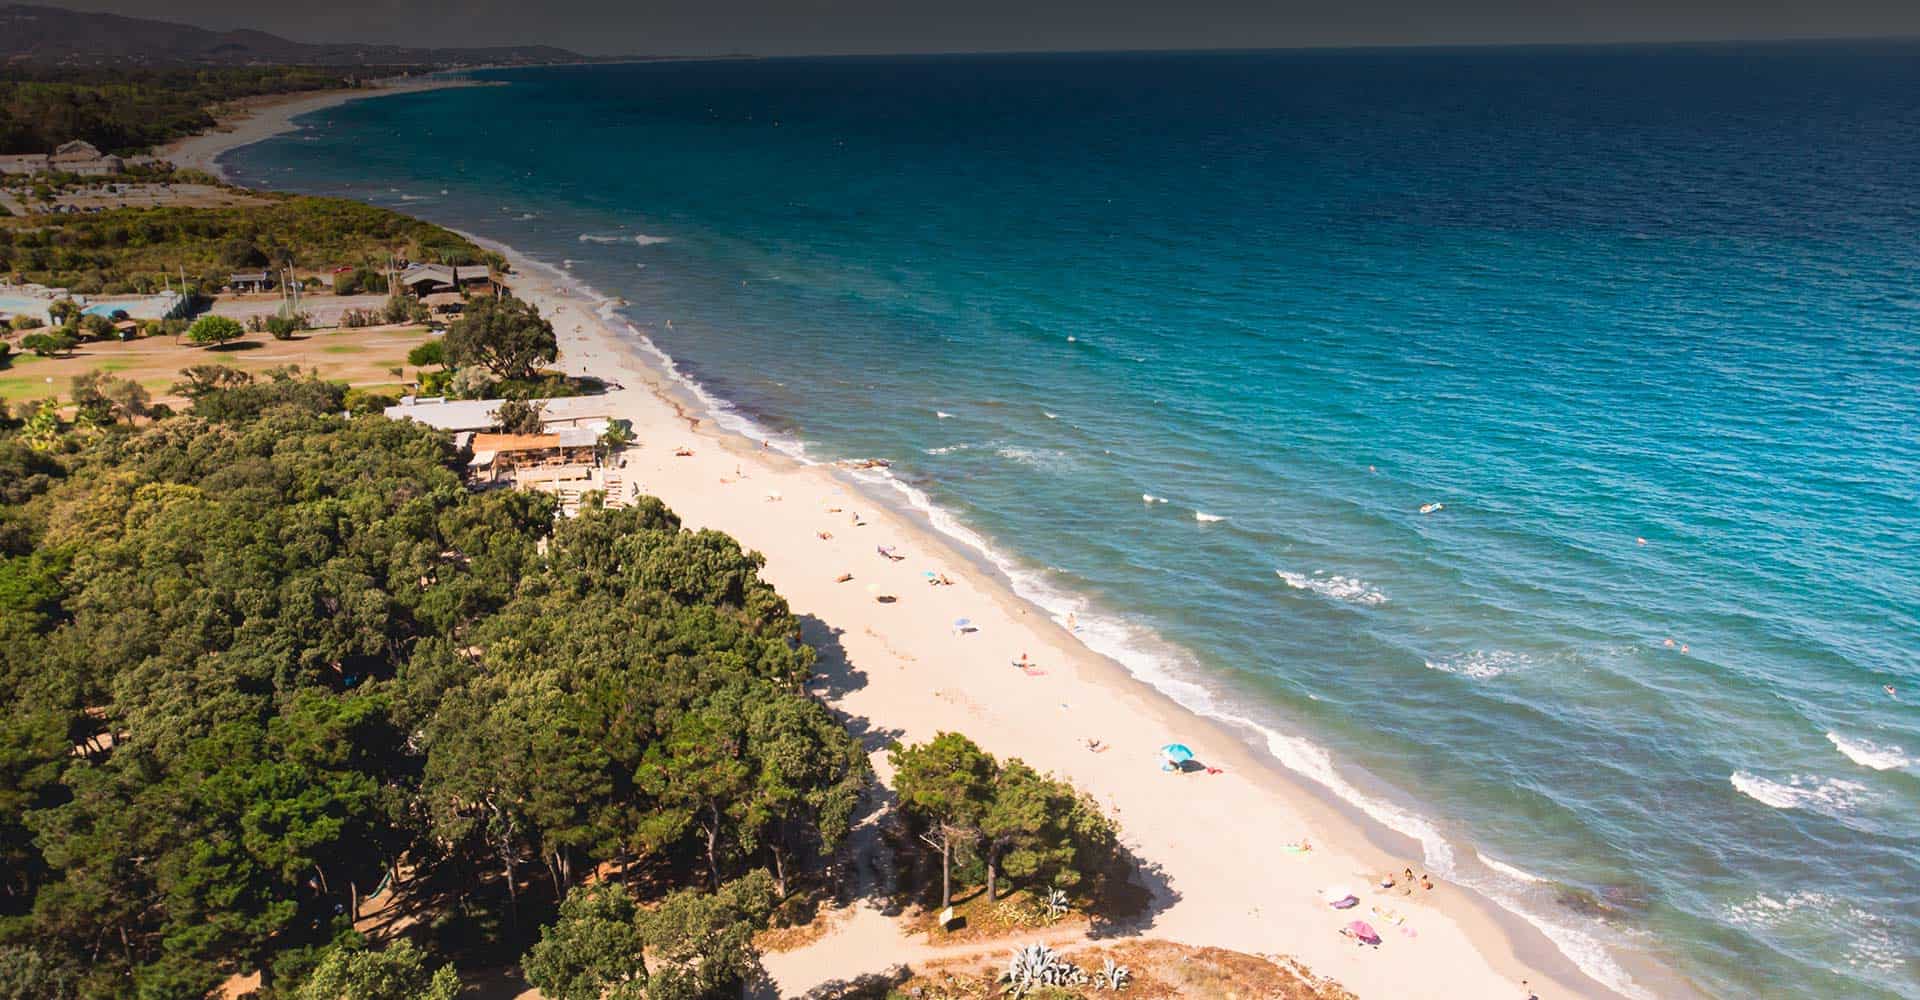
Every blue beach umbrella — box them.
[1160,743,1195,764]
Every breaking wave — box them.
[1276,569,1388,606]
[1825,732,1912,771]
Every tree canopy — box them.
[443,295,558,382]
[891,733,1117,908]
[0,372,866,998]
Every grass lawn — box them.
[0,323,434,407]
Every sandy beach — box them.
[158,77,483,180]
[473,247,1638,1000]
[150,77,1644,992]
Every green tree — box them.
[186,314,245,348]
[492,398,545,435]
[170,363,254,399]
[443,295,557,381]
[405,340,445,369]
[77,315,115,341]
[69,371,148,425]
[45,299,79,326]
[0,944,81,1000]
[739,695,868,897]
[981,759,1118,902]
[293,940,459,1000]
[637,705,753,891]
[521,881,648,1000]
[889,732,996,908]
[638,871,775,1000]
[523,874,775,1000]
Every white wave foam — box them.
[1194,511,1225,523]
[923,443,972,456]
[936,410,953,419]
[515,212,538,221]
[1043,411,1058,419]
[996,446,1066,469]
[1478,852,1549,883]
[1276,570,1388,606]
[1141,493,1169,504]
[1730,772,1868,814]
[1825,732,1912,771]
[1425,649,1527,680]
[1724,891,1906,975]
[580,232,671,246]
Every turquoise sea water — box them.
[227,46,1920,998]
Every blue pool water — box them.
[228,45,1920,998]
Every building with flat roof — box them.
[384,394,620,432]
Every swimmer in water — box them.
[1887,684,1899,699]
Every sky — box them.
[42,0,1920,57]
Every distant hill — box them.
[0,4,585,67]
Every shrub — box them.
[20,331,76,357]
[265,314,303,340]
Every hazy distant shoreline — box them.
[158,76,485,181]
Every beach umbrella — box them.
[1346,920,1381,944]
[1160,743,1195,764]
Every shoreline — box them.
[480,243,1660,1000]
[156,76,486,181]
[194,92,1675,996]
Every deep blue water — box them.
[228,45,1920,998]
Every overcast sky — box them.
[44,0,1920,57]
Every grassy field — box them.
[0,322,434,406]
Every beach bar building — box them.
[229,270,275,293]
[467,429,602,484]
[398,263,495,299]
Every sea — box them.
[225,44,1920,999]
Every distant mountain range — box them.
[0,4,587,67]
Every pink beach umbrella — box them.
[1345,920,1382,945]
